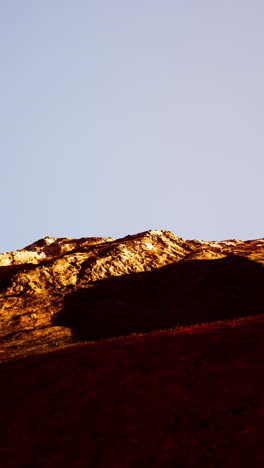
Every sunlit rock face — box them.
[0,230,263,360]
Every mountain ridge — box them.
[0,230,263,361]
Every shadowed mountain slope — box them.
[55,255,264,340]
[0,315,263,467]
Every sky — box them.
[1,1,264,253]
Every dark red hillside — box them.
[1,315,263,467]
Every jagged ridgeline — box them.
[0,230,263,360]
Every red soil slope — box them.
[1,315,263,468]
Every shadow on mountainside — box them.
[0,264,36,293]
[53,255,264,341]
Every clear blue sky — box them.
[1,1,263,253]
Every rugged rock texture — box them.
[0,230,264,360]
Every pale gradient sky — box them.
[1,1,263,253]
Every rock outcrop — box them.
[0,230,263,360]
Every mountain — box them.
[0,230,263,466]
[0,230,263,360]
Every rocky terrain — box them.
[1,230,263,467]
[1,230,264,361]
